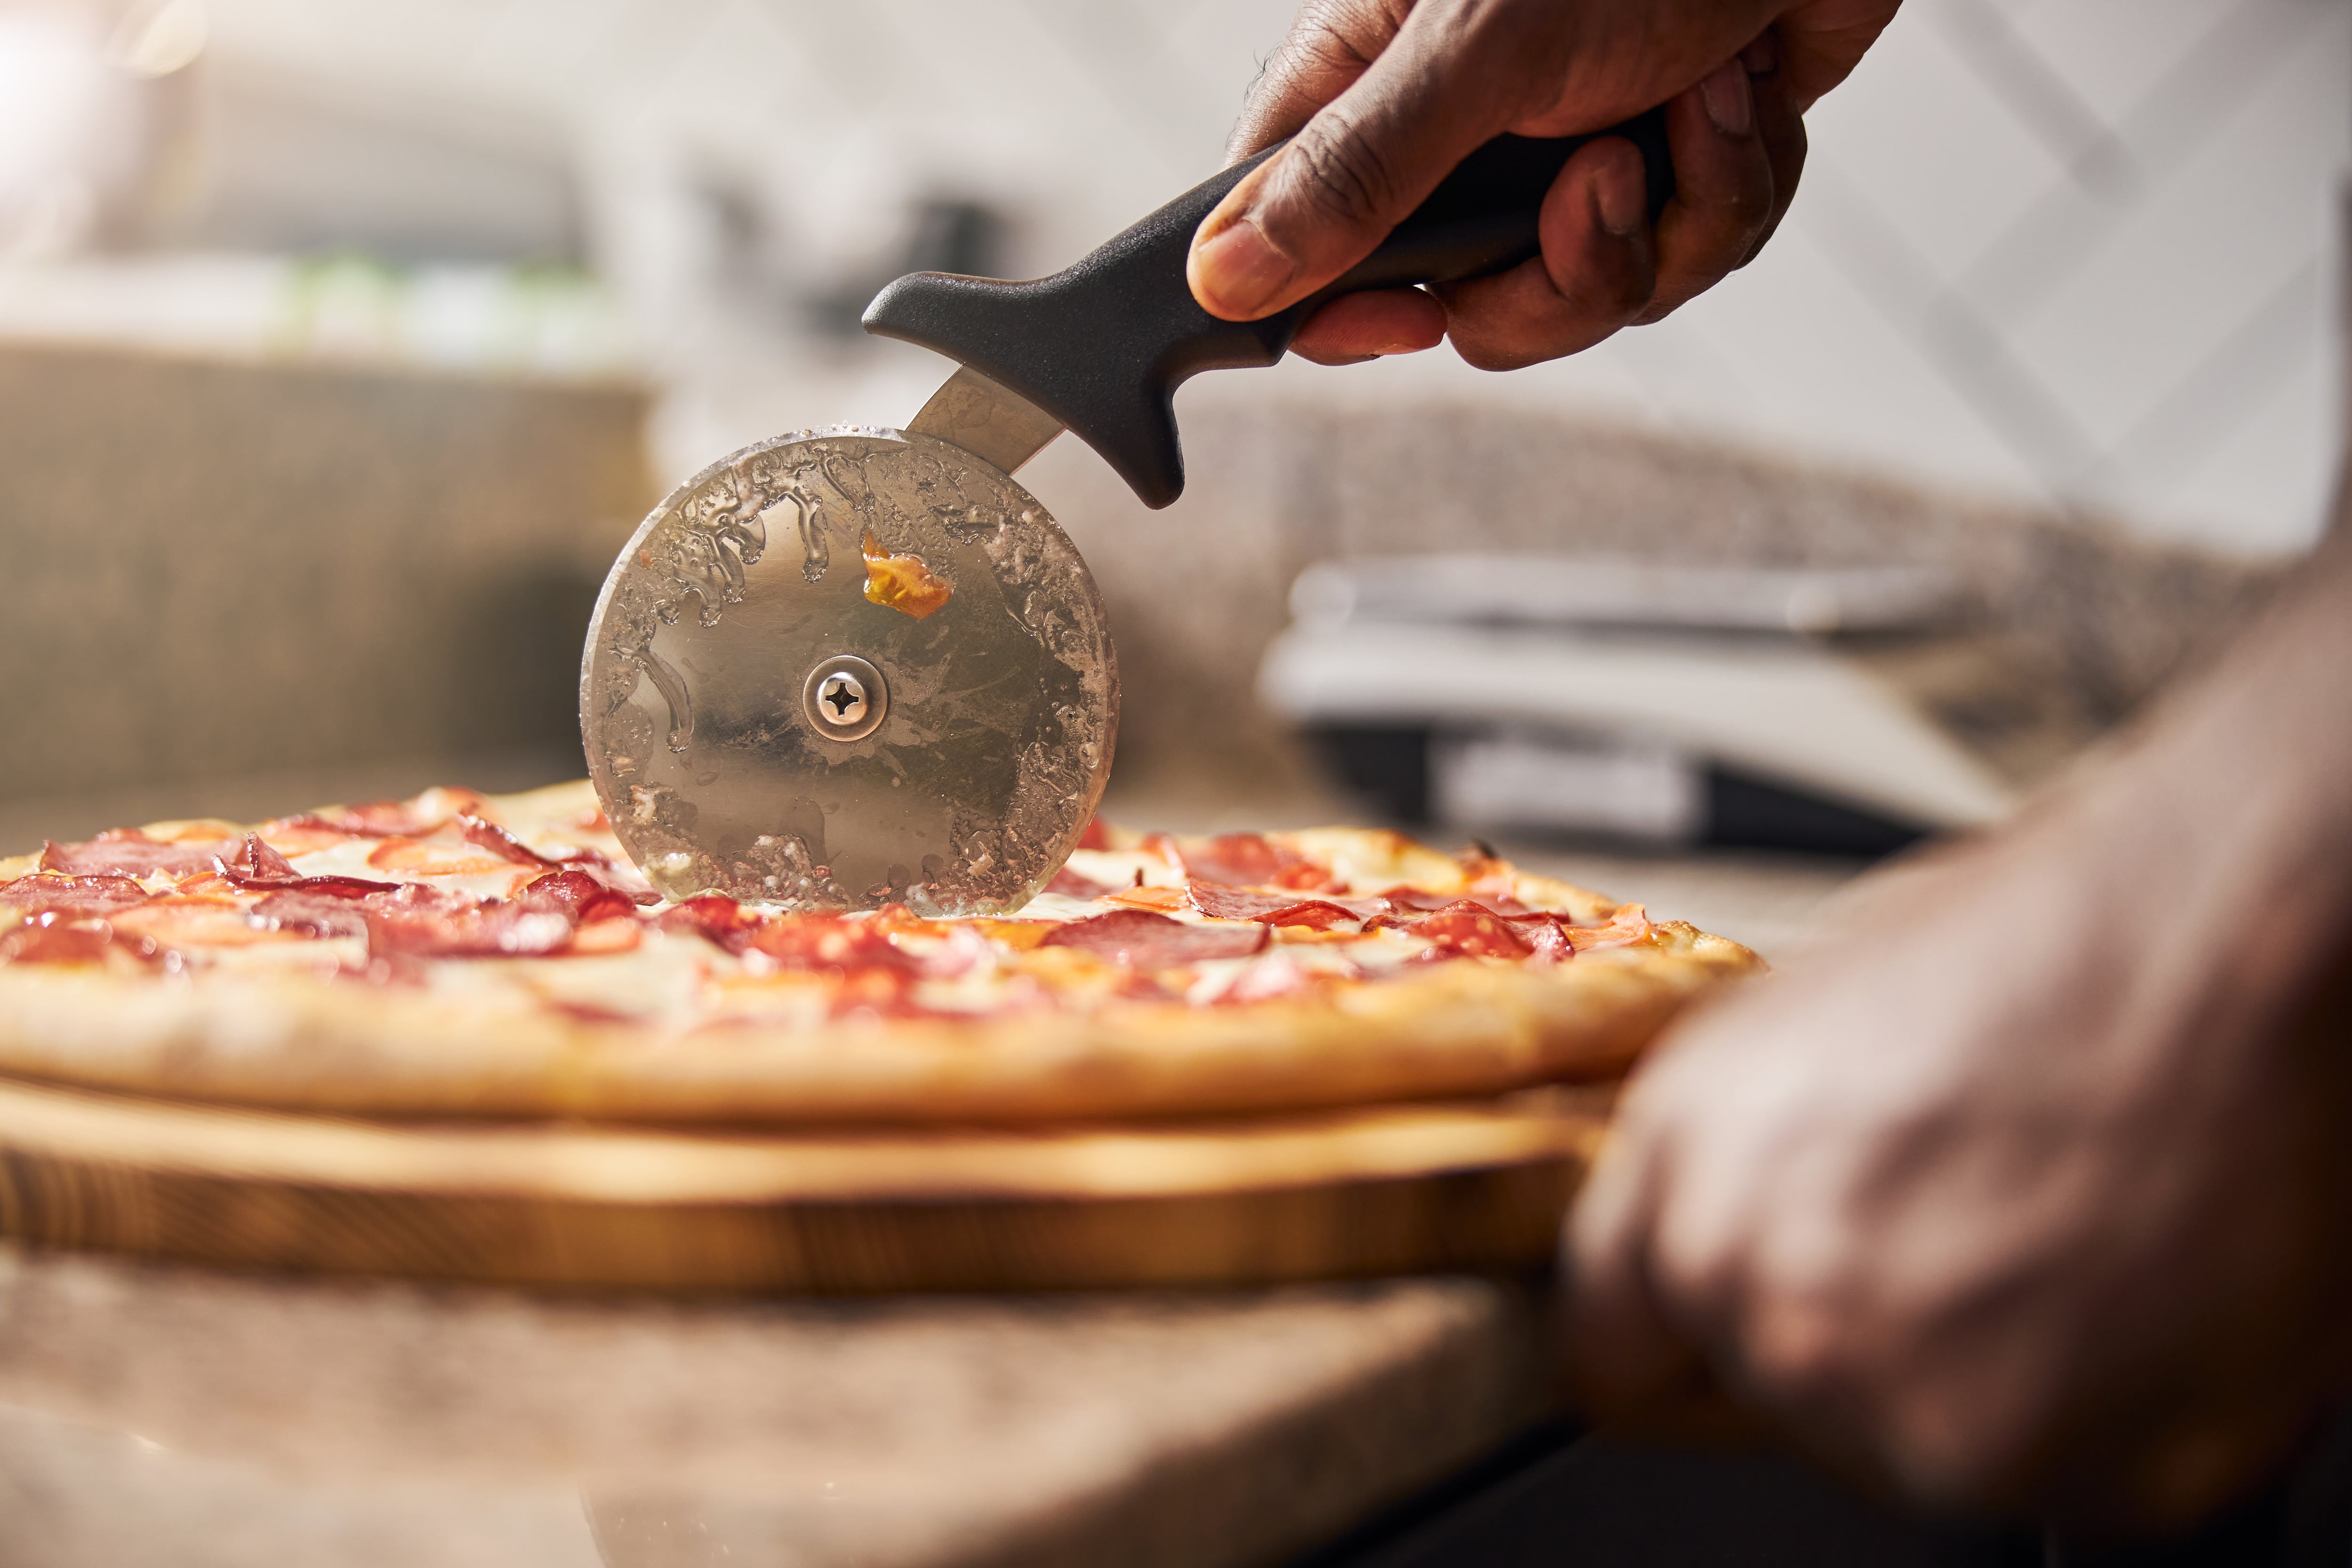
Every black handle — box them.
[864,109,1673,509]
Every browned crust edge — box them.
[0,927,1757,1124]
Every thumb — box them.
[1187,7,1531,322]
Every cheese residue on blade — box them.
[861,532,954,619]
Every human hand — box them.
[1187,0,1899,368]
[1562,541,2352,1531]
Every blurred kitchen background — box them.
[0,0,2343,951]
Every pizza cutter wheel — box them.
[584,112,1672,913]
[582,429,1112,914]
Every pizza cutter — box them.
[581,114,1672,914]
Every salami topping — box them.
[736,912,933,1017]
[0,914,159,966]
[1377,885,1528,916]
[1568,903,1651,950]
[659,895,769,955]
[365,837,515,877]
[214,834,401,897]
[1040,910,1269,965]
[0,784,1724,1071]
[1176,833,1335,893]
[249,881,589,958]
[0,874,151,915]
[1045,864,1114,899]
[1105,883,1189,913]
[280,797,464,839]
[1513,916,1573,963]
[459,815,562,868]
[747,913,916,973]
[1371,901,1648,960]
[1394,902,1536,961]
[40,831,237,879]
[361,885,575,959]
[1185,882,1374,929]
[519,869,640,925]
[248,890,370,940]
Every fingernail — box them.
[1701,59,1752,137]
[1594,154,1644,237]
[1190,212,1296,319]
[1741,29,1778,76]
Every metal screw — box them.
[818,673,867,724]
[802,653,888,742]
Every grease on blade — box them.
[861,531,954,619]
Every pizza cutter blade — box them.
[582,112,1672,913]
[580,415,1113,915]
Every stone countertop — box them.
[0,1244,1548,1568]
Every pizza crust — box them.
[0,924,1747,1123]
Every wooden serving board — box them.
[0,1075,1612,1292]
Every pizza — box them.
[0,781,1760,1124]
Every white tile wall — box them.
[196,0,2350,556]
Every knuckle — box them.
[1686,158,1775,236]
[1562,250,1653,326]
[1599,257,1655,319]
[1279,0,1372,70]
[1283,112,1406,232]
[1235,0,1401,148]
[1744,1301,1855,1400]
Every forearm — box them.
[2087,529,2352,1007]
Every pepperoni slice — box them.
[214,834,400,897]
[0,915,159,967]
[1512,915,1573,964]
[361,885,575,958]
[1566,903,1651,951]
[40,831,238,879]
[1176,833,1335,892]
[566,919,642,956]
[249,890,371,940]
[458,815,561,868]
[455,814,612,872]
[519,869,641,925]
[1039,910,1269,965]
[278,799,456,839]
[734,913,931,1017]
[110,895,279,950]
[1075,817,1113,852]
[746,913,916,974]
[1398,902,1536,960]
[1185,882,1374,929]
[1045,864,1113,899]
[658,895,769,955]
[1369,886,1496,915]
[252,882,578,958]
[1106,883,1188,913]
[1367,885,1543,919]
[365,837,515,877]
[0,874,151,915]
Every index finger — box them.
[1227,0,1405,162]
[1191,0,1549,322]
